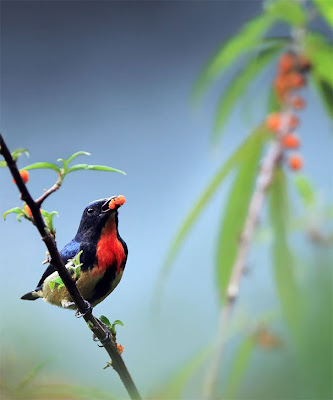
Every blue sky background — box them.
[0,1,332,397]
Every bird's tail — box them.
[21,291,40,301]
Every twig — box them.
[35,178,62,206]
[203,139,283,399]
[0,134,142,400]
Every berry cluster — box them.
[265,51,311,171]
[109,195,126,210]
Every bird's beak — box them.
[101,197,117,213]
[101,195,126,213]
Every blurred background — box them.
[0,1,332,399]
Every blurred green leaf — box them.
[157,346,211,399]
[0,160,6,167]
[267,86,281,113]
[21,383,116,400]
[224,334,256,398]
[67,164,126,175]
[216,129,266,298]
[305,33,333,87]
[3,207,25,221]
[293,174,316,207]
[159,127,269,290]
[17,358,53,389]
[213,42,284,141]
[265,0,307,26]
[23,162,61,173]
[312,0,333,28]
[269,167,300,339]
[312,74,333,120]
[193,14,275,98]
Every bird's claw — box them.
[92,329,111,347]
[75,300,92,318]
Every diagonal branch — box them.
[0,134,141,400]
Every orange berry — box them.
[288,154,303,171]
[297,54,311,72]
[117,344,124,354]
[266,113,281,132]
[291,96,305,110]
[115,195,126,206]
[24,205,33,217]
[282,133,300,149]
[278,53,295,74]
[287,72,305,88]
[289,114,299,129]
[13,170,29,184]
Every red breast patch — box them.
[95,217,125,276]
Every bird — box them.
[21,195,128,311]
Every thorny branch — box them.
[0,134,141,400]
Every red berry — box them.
[266,113,281,132]
[278,53,295,74]
[117,344,124,354]
[291,96,305,110]
[288,154,303,171]
[13,170,29,184]
[282,133,300,149]
[24,205,33,217]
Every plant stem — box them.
[203,139,283,399]
[0,134,141,400]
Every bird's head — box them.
[76,195,126,241]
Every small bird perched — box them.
[21,195,128,311]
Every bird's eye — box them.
[87,208,95,215]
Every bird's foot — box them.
[75,300,93,318]
[62,300,92,317]
[93,325,111,347]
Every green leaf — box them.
[160,128,269,284]
[40,210,59,233]
[224,334,256,398]
[49,276,64,291]
[216,130,266,298]
[293,174,316,207]
[269,167,300,339]
[305,33,333,87]
[23,162,61,173]
[112,319,124,328]
[3,207,24,220]
[0,160,7,168]
[66,151,91,165]
[193,14,275,97]
[213,42,284,140]
[11,148,29,162]
[67,164,126,175]
[100,315,112,328]
[312,74,333,120]
[312,0,333,28]
[265,0,307,27]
